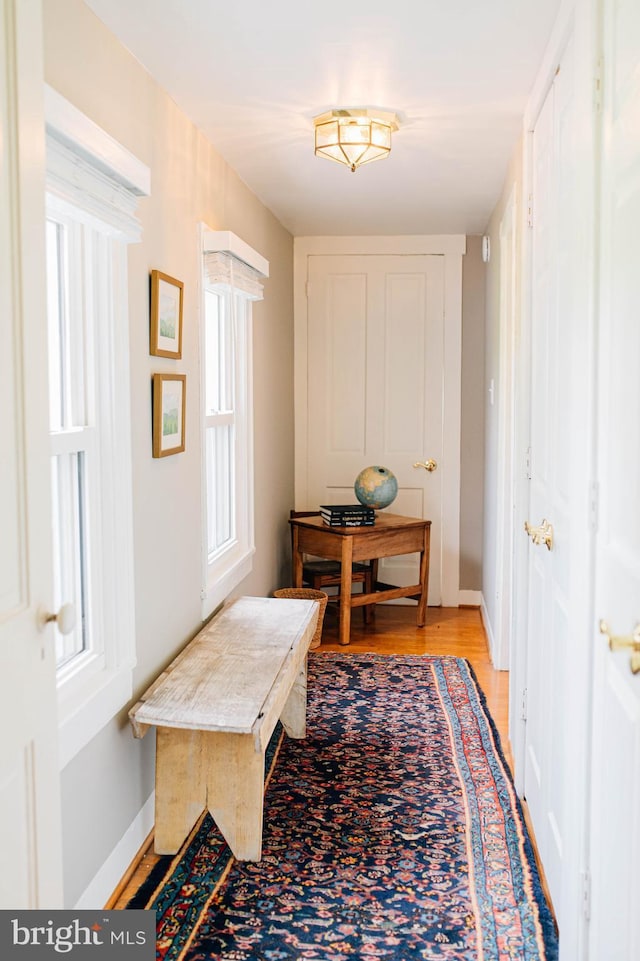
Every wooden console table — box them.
[289,512,431,647]
[128,596,319,861]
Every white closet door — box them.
[589,0,640,956]
[306,254,445,604]
[523,32,593,956]
[0,0,63,907]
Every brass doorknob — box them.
[599,620,640,674]
[413,460,437,472]
[524,519,554,550]
[38,602,76,635]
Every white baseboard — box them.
[75,793,155,909]
[458,590,482,606]
[480,593,497,658]
[479,593,509,671]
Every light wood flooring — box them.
[110,604,510,909]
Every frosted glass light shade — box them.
[313,109,399,172]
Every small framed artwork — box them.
[152,373,186,457]
[150,269,184,358]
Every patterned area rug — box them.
[129,654,558,960]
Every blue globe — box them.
[354,465,398,510]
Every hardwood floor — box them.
[110,604,510,908]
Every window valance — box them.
[204,251,265,301]
[45,86,149,243]
[202,228,269,302]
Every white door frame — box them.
[493,187,518,671]
[293,235,466,608]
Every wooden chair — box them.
[289,510,376,623]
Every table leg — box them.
[339,536,353,646]
[292,525,303,587]
[417,525,431,627]
[364,558,379,624]
[154,727,206,854]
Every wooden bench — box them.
[129,595,319,861]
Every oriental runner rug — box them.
[128,654,558,960]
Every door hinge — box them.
[581,870,591,921]
[521,687,528,722]
[590,481,599,533]
[527,193,534,228]
[525,446,532,480]
[594,57,604,114]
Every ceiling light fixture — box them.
[313,108,399,173]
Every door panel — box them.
[524,31,592,954]
[525,73,557,868]
[589,0,640,953]
[0,0,63,907]
[325,274,367,453]
[0,748,36,905]
[306,254,444,603]
[382,273,428,452]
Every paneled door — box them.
[305,253,449,605]
[523,31,593,957]
[0,0,63,907]
[589,0,640,955]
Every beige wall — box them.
[44,0,295,906]
[460,237,486,591]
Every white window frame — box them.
[200,228,268,619]
[45,86,150,768]
[46,212,103,676]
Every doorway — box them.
[294,235,465,607]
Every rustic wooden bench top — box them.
[128,595,320,861]
[130,595,317,737]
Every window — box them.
[46,216,94,673]
[204,287,236,555]
[45,86,150,767]
[201,231,268,617]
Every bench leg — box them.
[204,731,265,862]
[279,662,307,739]
[154,727,206,855]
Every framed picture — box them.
[152,373,186,457]
[150,270,184,358]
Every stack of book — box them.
[319,504,376,527]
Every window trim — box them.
[199,226,268,619]
[45,88,149,768]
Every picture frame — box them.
[152,373,186,458]
[150,269,184,358]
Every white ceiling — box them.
[84,0,560,237]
